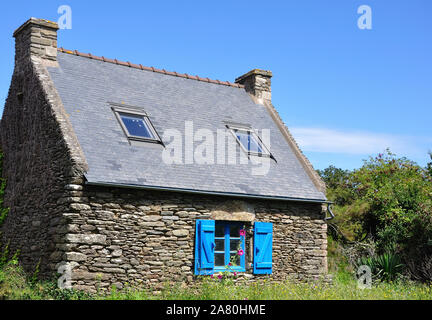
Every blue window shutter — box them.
[194,220,215,275]
[253,222,273,274]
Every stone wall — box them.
[0,19,87,278]
[61,185,327,292]
[0,58,82,277]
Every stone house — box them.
[0,18,330,292]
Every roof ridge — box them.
[57,48,244,89]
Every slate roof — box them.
[47,51,326,202]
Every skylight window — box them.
[227,125,271,157]
[111,104,161,144]
[119,112,155,139]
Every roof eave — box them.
[84,180,329,204]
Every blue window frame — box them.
[214,221,246,272]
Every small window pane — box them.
[230,239,240,252]
[234,130,264,153]
[120,113,154,139]
[215,224,225,237]
[215,253,225,266]
[215,239,225,252]
[230,253,240,266]
[229,224,241,237]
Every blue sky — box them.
[1,0,431,170]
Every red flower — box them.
[239,229,246,237]
[228,262,232,266]
[237,249,244,256]
[217,274,223,279]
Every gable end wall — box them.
[0,55,87,277]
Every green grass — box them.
[97,275,432,300]
[0,260,40,300]
[0,250,431,300]
[0,261,92,300]
[1,264,432,300]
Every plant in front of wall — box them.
[217,228,247,284]
[29,258,41,287]
[226,226,246,270]
[355,251,404,283]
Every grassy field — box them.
[1,260,431,300]
[1,235,431,300]
[101,277,432,300]
[108,269,432,300]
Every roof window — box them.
[111,104,161,144]
[226,124,271,157]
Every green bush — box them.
[317,166,354,206]
[319,150,432,282]
[348,150,432,254]
[0,258,43,300]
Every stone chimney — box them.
[13,18,59,66]
[235,69,272,105]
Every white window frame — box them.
[226,124,271,157]
[111,104,161,144]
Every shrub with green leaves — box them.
[317,166,354,206]
[355,252,404,282]
[320,150,432,252]
[319,150,432,282]
[349,150,432,255]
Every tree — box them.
[317,166,353,205]
[426,151,432,178]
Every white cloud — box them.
[289,127,421,155]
